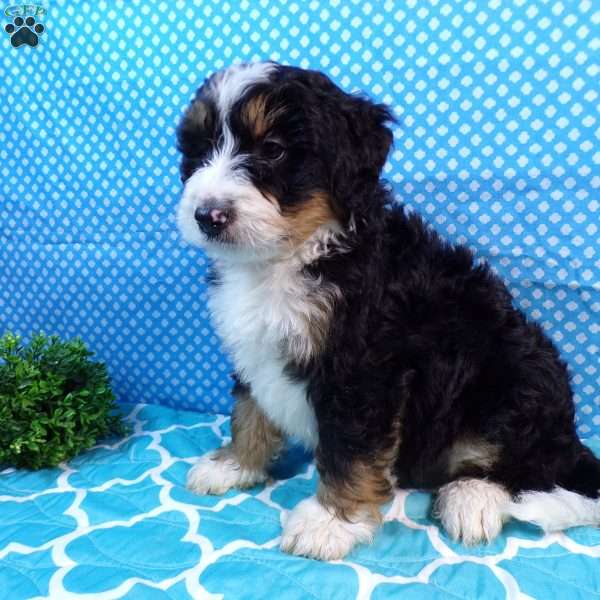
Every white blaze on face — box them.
[177,62,286,258]
[210,62,277,117]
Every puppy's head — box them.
[176,62,394,261]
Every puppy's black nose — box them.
[194,207,230,235]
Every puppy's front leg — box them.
[187,379,283,495]
[281,450,394,560]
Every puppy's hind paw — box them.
[434,478,510,545]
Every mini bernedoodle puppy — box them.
[176,62,600,560]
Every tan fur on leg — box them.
[230,383,284,472]
[281,456,394,560]
[318,458,394,525]
[187,384,283,495]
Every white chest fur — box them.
[208,260,320,448]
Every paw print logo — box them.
[5,15,45,48]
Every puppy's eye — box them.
[262,140,286,161]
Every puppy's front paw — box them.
[186,448,267,495]
[434,478,510,545]
[281,496,378,561]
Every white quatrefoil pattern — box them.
[0,0,598,437]
[0,404,599,599]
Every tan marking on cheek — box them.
[284,192,337,245]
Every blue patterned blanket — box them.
[1,404,598,599]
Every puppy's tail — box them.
[507,445,600,532]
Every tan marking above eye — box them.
[242,94,286,139]
[283,192,337,245]
[243,95,271,138]
[186,100,211,128]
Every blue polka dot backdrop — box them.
[0,1,598,436]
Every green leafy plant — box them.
[0,332,129,469]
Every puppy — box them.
[176,62,600,560]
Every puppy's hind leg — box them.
[434,478,511,545]
[187,380,283,495]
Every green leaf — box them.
[0,331,130,469]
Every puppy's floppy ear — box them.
[329,93,395,221]
[286,69,395,224]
